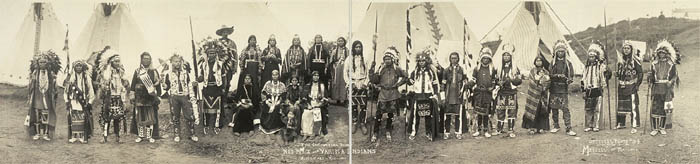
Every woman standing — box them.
[282,35,307,83]
[330,37,349,104]
[521,55,551,134]
[238,35,262,91]
[261,35,282,85]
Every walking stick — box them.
[367,89,375,143]
[606,77,612,130]
[643,82,651,134]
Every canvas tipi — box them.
[487,1,585,75]
[74,3,147,75]
[354,2,482,73]
[0,3,67,86]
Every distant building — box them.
[672,8,700,19]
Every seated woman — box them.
[283,76,305,142]
[301,71,329,141]
[231,73,260,137]
[260,70,287,141]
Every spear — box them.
[368,10,378,143]
[63,24,70,74]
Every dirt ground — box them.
[352,43,700,163]
[1,50,698,163]
[0,86,350,163]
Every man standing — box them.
[469,48,498,138]
[198,39,226,135]
[441,52,468,140]
[64,60,95,143]
[27,51,61,141]
[615,41,644,133]
[345,41,369,135]
[407,50,439,141]
[217,25,238,91]
[649,40,679,136]
[580,42,611,133]
[217,26,237,128]
[369,47,407,142]
[217,25,237,74]
[98,52,129,143]
[549,40,577,136]
[494,44,522,138]
[163,54,199,142]
[130,52,162,143]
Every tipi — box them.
[74,3,147,75]
[0,3,67,86]
[353,2,482,73]
[487,1,585,75]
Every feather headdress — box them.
[30,50,62,74]
[655,39,678,64]
[587,40,605,61]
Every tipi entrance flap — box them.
[490,1,585,75]
[354,2,481,74]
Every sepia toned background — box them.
[0,0,699,163]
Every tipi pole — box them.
[544,2,587,52]
[480,1,521,42]
[603,8,613,130]
[33,3,43,56]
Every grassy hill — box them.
[565,16,700,62]
[482,16,700,63]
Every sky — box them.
[0,0,698,63]
[352,0,700,42]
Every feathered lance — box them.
[404,7,411,140]
[368,10,377,143]
[462,19,471,134]
[63,24,70,74]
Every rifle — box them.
[189,16,199,95]
[189,16,203,120]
